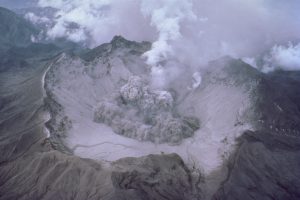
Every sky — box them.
[0,0,37,9]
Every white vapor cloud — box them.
[35,0,300,81]
[271,43,300,70]
[261,43,300,73]
[140,0,196,66]
[25,12,50,25]
[38,0,155,46]
[140,0,197,88]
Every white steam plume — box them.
[261,43,300,73]
[139,0,198,88]
[38,0,155,45]
[140,0,196,66]
[36,0,300,78]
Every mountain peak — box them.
[111,35,128,43]
[81,35,151,61]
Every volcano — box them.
[0,5,300,200]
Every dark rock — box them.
[0,7,38,48]
[111,154,202,200]
[214,131,300,200]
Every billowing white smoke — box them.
[140,0,196,88]
[24,12,50,25]
[36,0,300,77]
[271,43,300,70]
[37,0,156,44]
[263,43,300,72]
[243,43,300,73]
[140,0,196,66]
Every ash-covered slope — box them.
[44,36,261,199]
[214,70,300,200]
[214,131,300,200]
[43,36,300,200]
[0,38,201,200]
[206,59,300,200]
[253,71,300,135]
[45,36,254,159]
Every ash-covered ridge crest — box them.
[82,35,151,62]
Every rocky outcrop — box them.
[0,7,38,48]
[213,131,300,200]
[213,70,300,200]
[0,149,115,200]
[111,153,202,200]
[81,36,151,62]
[252,71,300,136]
